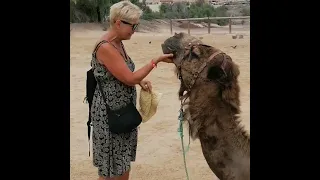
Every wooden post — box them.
[188,20,190,35]
[229,18,232,34]
[170,19,173,34]
[208,17,210,34]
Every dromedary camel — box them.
[161,32,250,180]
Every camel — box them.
[161,32,250,180]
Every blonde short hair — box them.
[109,1,143,27]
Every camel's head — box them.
[161,32,240,103]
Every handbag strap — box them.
[96,80,134,111]
[92,39,134,109]
[96,80,112,111]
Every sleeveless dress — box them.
[90,41,138,178]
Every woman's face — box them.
[114,19,139,40]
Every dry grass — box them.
[70,27,250,180]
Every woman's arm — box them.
[96,43,170,86]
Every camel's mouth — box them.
[161,43,178,60]
[161,43,171,54]
[161,43,186,97]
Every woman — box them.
[90,1,173,180]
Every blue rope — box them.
[178,108,190,180]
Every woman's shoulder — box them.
[92,39,110,55]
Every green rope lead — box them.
[178,108,190,180]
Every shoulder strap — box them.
[96,80,112,111]
[93,40,133,108]
[120,42,130,60]
[92,40,108,58]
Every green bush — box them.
[70,0,231,23]
[240,6,250,16]
[70,0,118,23]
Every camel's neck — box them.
[188,96,250,179]
[189,98,242,136]
[186,85,249,153]
[187,92,250,179]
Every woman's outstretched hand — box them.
[155,53,174,64]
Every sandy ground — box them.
[70,26,250,180]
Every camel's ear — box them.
[207,65,227,81]
[174,32,183,39]
[184,45,201,58]
[207,59,239,85]
[191,45,201,57]
[207,56,230,82]
[190,44,210,58]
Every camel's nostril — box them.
[161,44,173,55]
[161,44,167,53]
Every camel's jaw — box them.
[161,42,183,67]
[161,43,171,54]
[162,42,189,98]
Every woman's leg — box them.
[98,176,116,180]
[98,171,129,180]
[116,170,130,180]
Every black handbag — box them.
[96,80,142,134]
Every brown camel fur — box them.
[161,32,250,180]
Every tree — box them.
[195,0,205,6]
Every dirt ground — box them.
[70,25,250,180]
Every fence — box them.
[169,16,250,35]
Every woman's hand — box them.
[154,53,174,64]
[139,80,152,92]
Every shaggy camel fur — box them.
[161,32,250,180]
